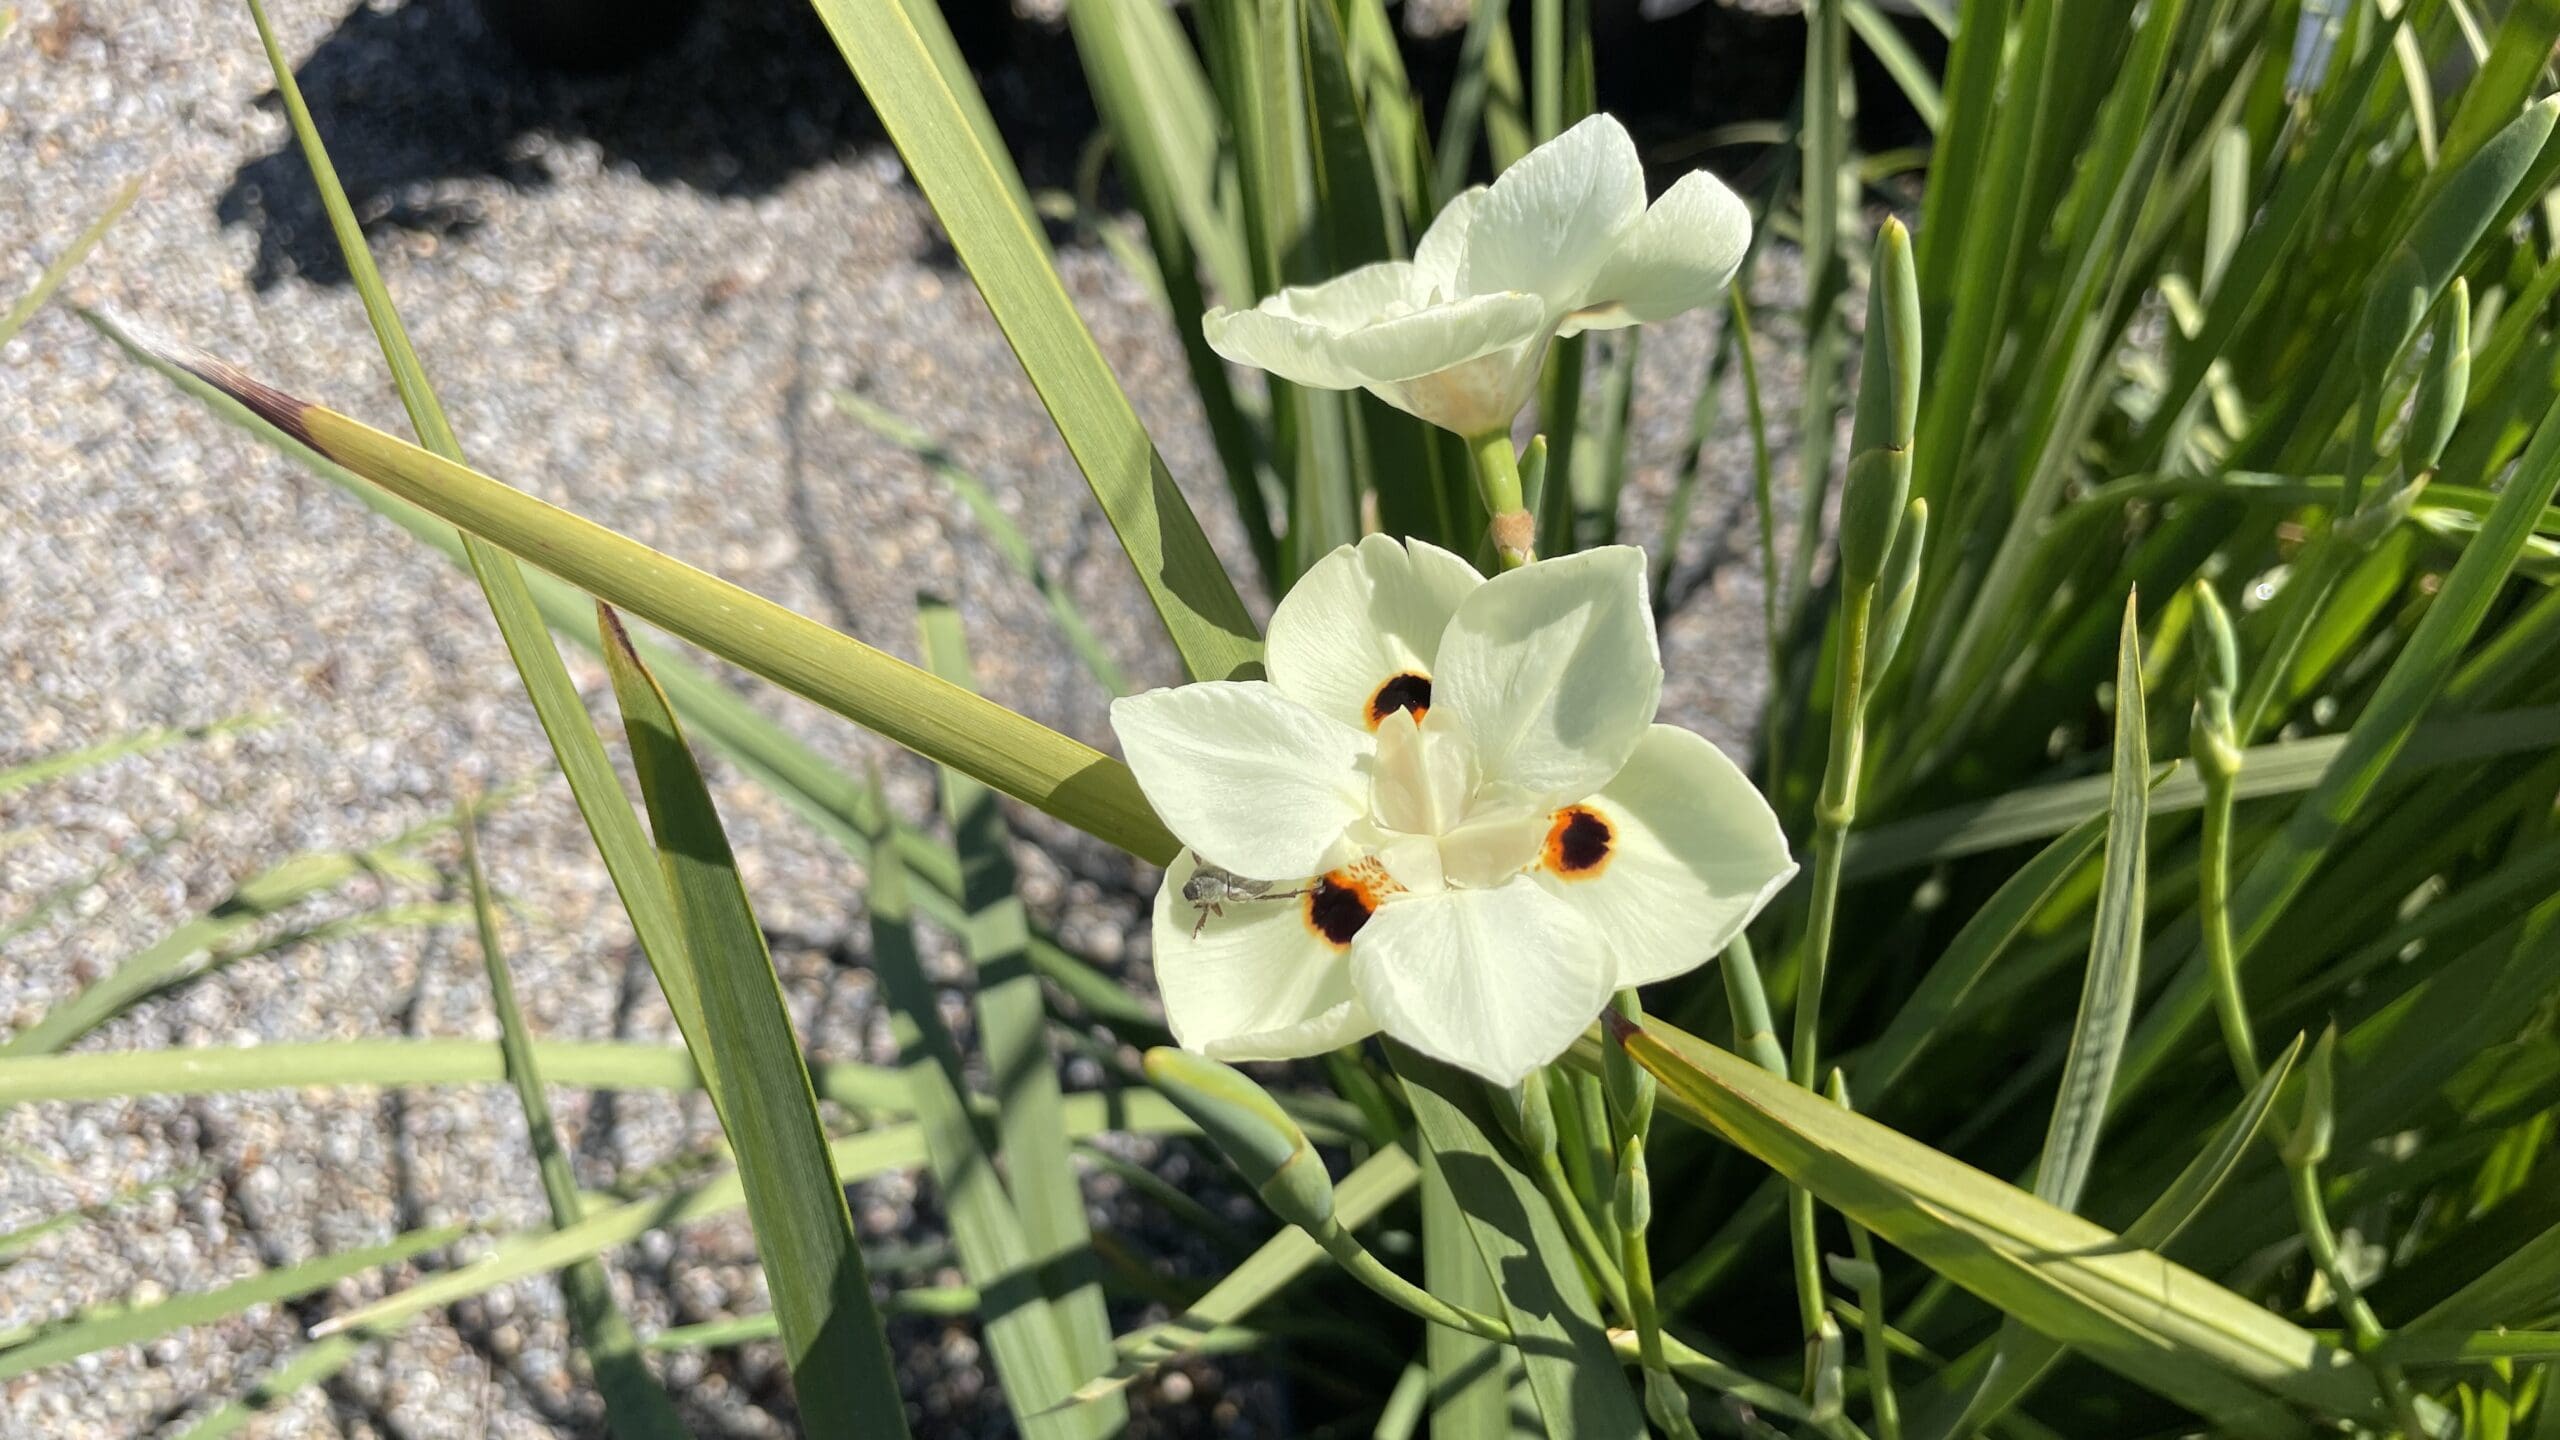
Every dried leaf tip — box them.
[142,331,320,452]
[1600,1005,1641,1044]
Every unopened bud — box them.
[1868,499,1928,689]
[2281,1026,2339,1170]
[1145,1048,1336,1228]
[1841,219,1921,588]
[1613,1134,1652,1236]
[2405,279,2470,476]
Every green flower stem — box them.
[1304,1214,1515,1342]
[1790,580,1877,1342]
[1718,933,1791,1078]
[2193,721,2431,1438]
[1471,429,1537,567]
[1525,1120,1635,1321]
[2196,768,2261,1085]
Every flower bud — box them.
[2405,279,2470,476]
[1613,1133,1652,1236]
[1868,498,1928,689]
[1641,1370,1693,1437]
[2280,1026,2339,1171]
[1145,1048,1336,1229]
[1602,994,1656,1140]
[1503,1070,1558,1162]
[2186,580,2239,698]
[1840,219,1921,589]
[1807,1316,1847,1422]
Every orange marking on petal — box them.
[1304,868,1381,947]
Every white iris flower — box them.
[1110,537,1796,1086]
[1201,113,1750,439]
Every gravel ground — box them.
[0,1,1801,1434]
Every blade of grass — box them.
[237,0,722,1079]
[803,0,1263,681]
[1603,1016,2394,1434]
[1930,1036,2307,1435]
[599,606,906,1437]
[1394,1046,1648,1439]
[2031,595,2150,1213]
[866,774,1094,1435]
[0,173,137,349]
[1068,1143,1420,1405]
[1843,704,2560,875]
[317,1088,1204,1344]
[90,319,1167,1038]
[459,815,690,1438]
[0,714,270,797]
[1,811,457,1057]
[103,334,1177,863]
[0,1223,469,1382]
[839,393,1129,697]
[916,602,1119,1418]
[0,1037,907,1109]
[168,1333,371,1440]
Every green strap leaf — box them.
[1608,1016,2391,1435]
[1395,1047,1648,1439]
[460,818,690,1438]
[803,0,1263,681]
[92,336,1178,864]
[916,602,1123,1427]
[600,608,908,1438]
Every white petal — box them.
[1414,185,1487,291]
[1370,708,1475,837]
[1458,114,1647,307]
[1203,263,1432,389]
[1110,682,1371,880]
[1433,545,1662,808]
[1328,293,1553,386]
[1534,726,1798,987]
[1562,169,1751,337]
[1367,334,1551,437]
[1153,851,1377,1061]
[1349,883,1616,1085]
[1266,534,1485,731]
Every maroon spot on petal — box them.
[1542,806,1615,878]
[1366,672,1433,729]
[1304,870,1378,947]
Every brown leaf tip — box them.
[1600,1006,1640,1045]
[596,602,636,658]
[171,350,319,452]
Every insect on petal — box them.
[1155,851,1377,1062]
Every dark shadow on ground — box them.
[219,0,1933,290]
[216,0,1098,288]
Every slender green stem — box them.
[2196,777,2262,1087]
[1790,583,1876,1341]
[1718,933,1791,1077]
[1470,430,1536,567]
[1306,1215,1515,1342]
[1528,1134,1634,1321]
[2194,739,2432,1438]
[2286,1163,2432,1437]
[1842,1225,1902,1440]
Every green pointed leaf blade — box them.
[1394,1047,1647,1439]
[1610,1016,2386,1434]
[461,818,691,1439]
[802,0,1263,682]
[915,602,1121,1425]
[236,0,716,1073]
[599,607,908,1438]
[93,338,1176,863]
